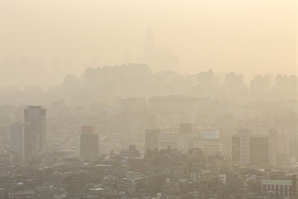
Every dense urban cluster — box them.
[1,64,298,199]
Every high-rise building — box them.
[286,134,298,163]
[158,132,189,152]
[80,126,99,159]
[9,123,25,164]
[139,28,179,72]
[268,129,278,167]
[232,129,277,166]
[232,136,240,163]
[193,129,222,155]
[193,139,223,155]
[145,129,160,152]
[238,129,250,165]
[24,106,46,160]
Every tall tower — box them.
[80,126,99,159]
[237,129,250,165]
[268,129,277,167]
[24,106,46,160]
[9,123,25,164]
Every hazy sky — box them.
[2,1,297,80]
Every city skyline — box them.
[2,1,297,87]
[1,1,298,199]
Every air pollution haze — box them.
[2,1,298,199]
[1,1,297,87]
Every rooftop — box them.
[262,179,292,185]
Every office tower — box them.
[194,139,223,156]
[158,132,189,152]
[238,129,251,165]
[286,133,298,163]
[80,126,99,159]
[9,123,25,164]
[193,129,222,155]
[145,129,160,151]
[24,106,46,160]
[249,135,268,165]
[179,123,192,134]
[268,129,278,167]
[232,136,240,163]
[232,129,277,166]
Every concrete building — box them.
[9,123,25,164]
[24,106,46,160]
[193,139,223,155]
[117,171,147,194]
[192,129,222,155]
[232,129,277,166]
[145,129,160,152]
[262,178,295,197]
[285,132,298,163]
[80,126,99,159]
[158,132,189,152]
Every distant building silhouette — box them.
[224,72,244,91]
[274,74,297,92]
[80,126,99,159]
[145,129,160,151]
[138,28,179,72]
[232,129,277,166]
[24,106,46,160]
[250,74,271,92]
[9,123,25,164]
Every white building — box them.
[158,132,189,152]
[202,129,219,139]
[193,139,223,155]
[262,179,293,197]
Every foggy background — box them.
[1,1,297,86]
